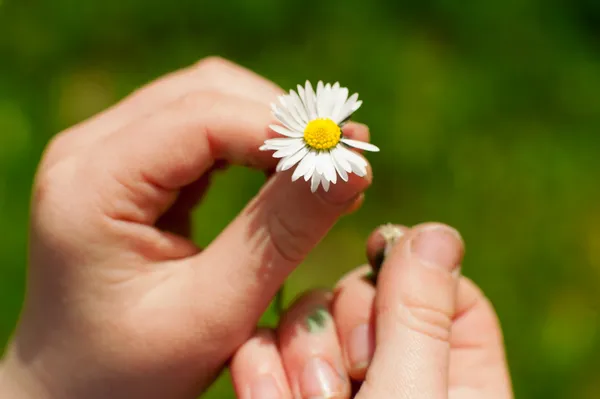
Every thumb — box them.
[358,223,464,399]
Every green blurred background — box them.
[1,0,600,397]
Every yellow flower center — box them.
[303,118,342,151]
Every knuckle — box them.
[175,90,224,116]
[31,159,94,252]
[194,56,232,74]
[33,159,71,205]
[266,209,312,264]
[41,132,71,165]
[378,294,453,343]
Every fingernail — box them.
[300,357,346,398]
[249,374,281,399]
[347,323,374,373]
[305,305,331,334]
[410,225,463,271]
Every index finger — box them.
[88,90,370,225]
[90,91,279,224]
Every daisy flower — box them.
[259,81,380,192]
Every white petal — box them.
[321,153,337,184]
[338,146,368,176]
[330,152,348,182]
[274,99,305,131]
[316,90,326,118]
[330,87,349,122]
[316,81,325,117]
[273,104,304,132]
[285,92,306,126]
[310,172,321,192]
[345,93,359,109]
[304,81,318,120]
[273,140,305,158]
[314,152,324,175]
[335,93,359,124]
[291,167,304,182]
[331,147,352,172]
[341,138,380,152]
[304,160,316,181]
[292,150,316,181]
[321,83,335,118]
[269,124,303,138]
[317,81,324,98]
[329,86,342,118]
[263,137,301,148]
[350,163,367,177]
[276,159,285,172]
[322,177,330,192]
[333,82,340,90]
[290,90,309,123]
[301,151,317,181]
[280,146,309,171]
[297,84,313,122]
[297,84,306,107]
[261,142,293,151]
[280,95,305,129]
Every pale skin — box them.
[231,225,514,398]
[0,57,513,398]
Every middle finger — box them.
[278,290,351,399]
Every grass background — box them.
[1,0,600,397]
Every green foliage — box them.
[1,0,600,397]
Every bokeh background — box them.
[1,0,600,397]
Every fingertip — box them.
[230,328,291,399]
[411,222,464,247]
[231,328,276,370]
[279,289,333,329]
[334,265,372,290]
[406,223,465,272]
[316,163,372,206]
[278,290,350,399]
[343,193,365,215]
[363,223,465,397]
[331,266,377,380]
[342,122,370,144]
